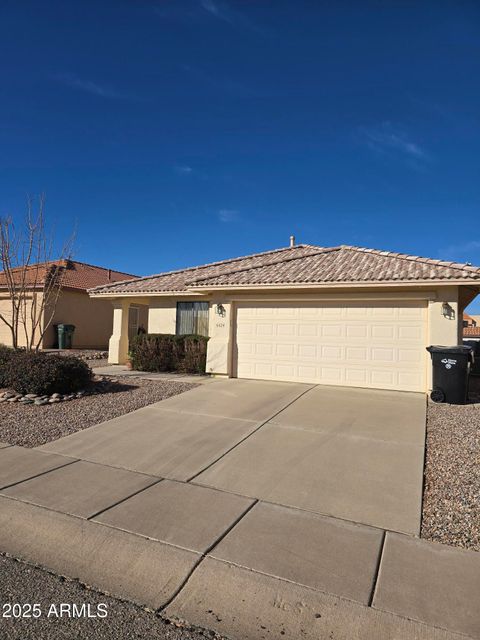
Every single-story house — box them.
[464,326,480,341]
[89,243,480,393]
[0,260,137,349]
[463,312,477,328]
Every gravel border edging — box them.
[0,378,197,448]
[422,388,480,552]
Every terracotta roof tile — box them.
[464,327,480,338]
[0,260,137,292]
[89,245,321,294]
[89,244,480,295]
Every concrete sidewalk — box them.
[0,381,478,639]
[41,380,425,533]
[0,447,478,639]
[92,364,212,384]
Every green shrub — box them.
[130,334,209,374]
[0,345,16,388]
[6,352,93,395]
[183,335,209,373]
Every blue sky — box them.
[1,1,479,308]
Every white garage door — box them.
[235,301,427,392]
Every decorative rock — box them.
[34,399,49,406]
[48,398,60,404]
[51,393,62,399]
[25,393,38,399]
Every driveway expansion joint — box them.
[185,384,318,482]
[368,529,386,606]
[0,456,79,491]
[87,477,164,521]
[157,498,259,613]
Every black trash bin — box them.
[426,345,473,404]
[464,340,480,376]
[57,324,75,349]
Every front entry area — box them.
[235,301,427,392]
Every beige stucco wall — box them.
[147,297,212,335]
[204,286,466,388]
[45,290,116,349]
[0,297,15,346]
[148,299,178,334]
[0,293,44,348]
[206,298,232,375]
[427,286,460,347]
[103,285,473,391]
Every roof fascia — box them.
[186,280,480,291]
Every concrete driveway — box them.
[40,379,425,534]
[2,380,479,639]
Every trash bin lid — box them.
[427,345,473,354]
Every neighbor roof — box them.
[89,244,480,295]
[464,326,480,338]
[0,260,138,292]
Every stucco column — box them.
[108,300,130,364]
[206,299,233,376]
[427,286,460,389]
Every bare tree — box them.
[0,196,75,350]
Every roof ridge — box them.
[66,260,139,277]
[88,244,320,292]
[340,245,480,274]
[1,259,138,278]
[187,246,338,285]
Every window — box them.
[176,302,209,336]
[128,307,139,341]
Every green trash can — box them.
[57,324,75,349]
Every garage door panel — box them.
[345,325,367,338]
[398,326,423,340]
[398,349,422,363]
[277,323,296,336]
[298,324,319,337]
[345,346,367,360]
[235,302,427,392]
[371,325,395,339]
[345,368,368,384]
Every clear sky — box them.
[1,1,479,309]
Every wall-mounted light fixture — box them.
[215,303,226,317]
[442,302,455,320]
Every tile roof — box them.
[464,326,480,338]
[89,244,480,295]
[0,260,138,292]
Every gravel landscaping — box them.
[0,377,196,448]
[0,554,224,640]
[52,349,109,369]
[422,376,480,552]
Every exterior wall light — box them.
[215,303,226,317]
[442,302,455,320]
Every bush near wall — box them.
[0,345,16,388]
[4,352,93,395]
[130,334,209,374]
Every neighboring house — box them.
[0,260,137,349]
[463,313,477,327]
[464,326,480,341]
[463,313,480,341]
[89,243,480,393]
